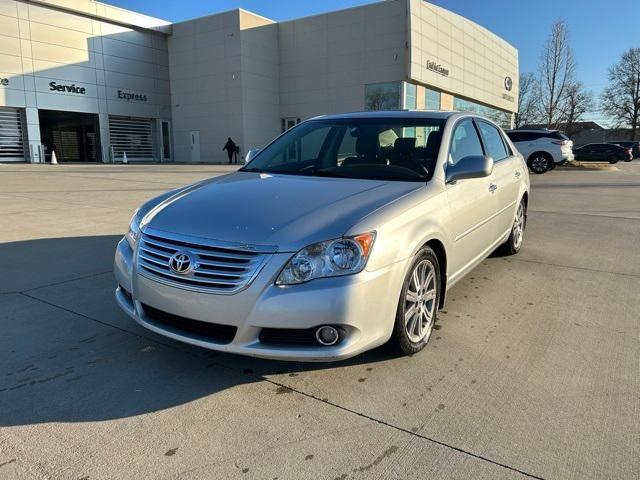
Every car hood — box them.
[142,172,422,252]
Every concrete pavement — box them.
[1,163,638,479]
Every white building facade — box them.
[0,0,518,164]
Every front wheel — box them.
[498,199,526,256]
[608,155,619,164]
[389,247,441,356]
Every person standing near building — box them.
[223,137,237,165]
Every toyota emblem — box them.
[169,251,194,274]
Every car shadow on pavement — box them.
[0,235,396,427]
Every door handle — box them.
[489,184,498,193]
[515,171,521,178]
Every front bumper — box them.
[114,238,403,361]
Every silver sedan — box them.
[114,111,529,361]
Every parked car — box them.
[505,129,574,174]
[573,143,632,163]
[607,141,639,159]
[114,111,530,361]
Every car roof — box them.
[309,110,463,121]
[505,129,559,133]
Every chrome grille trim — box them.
[136,228,276,294]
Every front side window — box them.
[242,118,446,182]
[477,121,509,161]
[449,119,483,166]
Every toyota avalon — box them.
[114,111,529,361]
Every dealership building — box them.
[0,0,518,164]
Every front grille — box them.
[136,228,272,294]
[142,303,237,344]
[259,327,319,346]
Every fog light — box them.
[316,326,340,346]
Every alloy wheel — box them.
[531,156,549,173]
[513,202,525,249]
[404,259,437,343]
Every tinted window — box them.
[514,132,544,142]
[506,131,522,142]
[449,119,484,165]
[478,121,509,161]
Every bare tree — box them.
[537,20,576,128]
[601,48,640,140]
[515,72,539,127]
[561,82,595,137]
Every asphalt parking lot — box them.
[1,162,638,480]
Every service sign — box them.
[49,81,86,95]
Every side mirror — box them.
[446,155,494,184]
[245,148,260,164]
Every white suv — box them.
[505,129,574,174]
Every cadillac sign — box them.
[426,60,449,77]
[0,78,8,86]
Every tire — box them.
[498,199,526,256]
[608,155,619,164]
[528,153,552,174]
[389,247,441,356]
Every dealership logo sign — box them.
[118,90,148,102]
[504,76,513,91]
[49,81,86,94]
[426,60,449,77]
[0,78,8,86]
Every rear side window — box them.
[449,119,484,165]
[478,121,509,161]
[521,132,544,141]
[506,131,521,142]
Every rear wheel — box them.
[389,247,441,356]
[528,153,551,174]
[608,155,619,164]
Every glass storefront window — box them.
[404,82,417,110]
[426,88,441,110]
[365,82,401,111]
[453,97,512,128]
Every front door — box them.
[445,118,499,278]
[190,130,200,163]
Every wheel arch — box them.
[423,238,448,309]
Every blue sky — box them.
[109,0,639,124]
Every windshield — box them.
[241,118,446,182]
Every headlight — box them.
[276,232,376,285]
[125,209,141,249]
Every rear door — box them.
[476,120,520,238]
[445,118,500,277]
